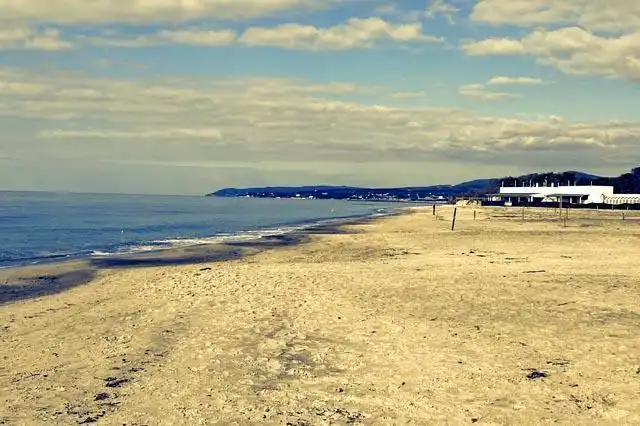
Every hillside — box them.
[208,179,495,201]
[208,166,640,200]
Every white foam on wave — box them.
[90,208,398,259]
[90,250,116,257]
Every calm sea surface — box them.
[0,192,401,268]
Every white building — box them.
[488,183,640,205]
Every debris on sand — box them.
[526,370,548,380]
[78,411,105,424]
[93,393,110,401]
[104,377,130,388]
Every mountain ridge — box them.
[208,166,640,200]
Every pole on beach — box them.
[474,210,476,220]
[433,204,436,216]
[522,207,525,222]
[559,197,563,218]
[451,207,458,231]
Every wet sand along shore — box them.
[1,206,640,425]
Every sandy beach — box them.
[1,206,640,425]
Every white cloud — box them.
[462,38,525,55]
[83,28,238,47]
[425,0,459,25]
[0,79,49,95]
[238,18,443,50]
[0,0,342,25]
[487,76,544,85]
[3,66,639,192]
[41,128,223,139]
[466,1,640,83]
[157,29,237,46]
[2,66,636,166]
[458,83,521,101]
[392,91,427,99]
[470,0,640,33]
[373,4,400,16]
[0,27,72,51]
[462,27,640,82]
[80,18,443,50]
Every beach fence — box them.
[435,202,639,232]
[480,203,640,228]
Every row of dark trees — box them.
[484,167,640,195]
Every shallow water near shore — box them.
[2,206,640,424]
[0,191,401,268]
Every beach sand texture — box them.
[1,206,640,425]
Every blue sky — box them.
[1,0,639,194]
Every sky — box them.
[1,0,639,195]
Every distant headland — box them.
[207,166,640,202]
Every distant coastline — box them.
[206,181,492,202]
[208,166,640,201]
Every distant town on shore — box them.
[208,166,640,202]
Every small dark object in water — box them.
[94,393,110,401]
[527,370,548,379]
[104,377,130,388]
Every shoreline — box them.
[0,209,395,270]
[0,208,410,305]
[2,205,639,424]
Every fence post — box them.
[559,197,562,217]
[474,210,476,220]
[451,208,458,231]
[433,204,436,216]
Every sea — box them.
[0,191,404,269]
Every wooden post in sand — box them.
[522,207,525,222]
[558,197,563,218]
[433,204,436,216]
[474,210,476,220]
[451,208,458,231]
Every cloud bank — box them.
[1,66,638,192]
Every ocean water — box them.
[0,191,401,268]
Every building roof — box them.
[543,192,593,197]
[486,192,543,197]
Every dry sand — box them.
[1,206,640,425]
